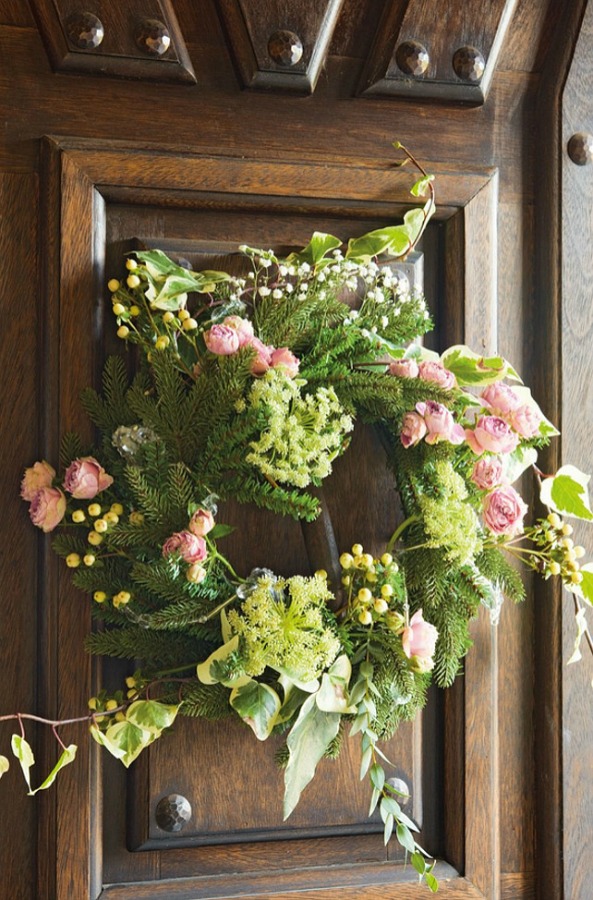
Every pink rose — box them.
[162,531,207,564]
[465,416,519,455]
[480,382,521,415]
[471,456,505,490]
[482,486,528,536]
[401,411,427,448]
[249,336,273,375]
[271,347,300,378]
[29,487,66,532]
[416,401,465,445]
[188,508,215,537]
[402,609,438,667]
[21,460,56,501]
[389,359,419,378]
[418,360,457,390]
[204,324,240,356]
[63,457,114,499]
[509,404,542,438]
[223,315,255,348]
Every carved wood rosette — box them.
[29,0,196,83]
[215,0,345,93]
[359,0,518,104]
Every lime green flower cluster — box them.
[418,460,482,564]
[245,369,353,488]
[226,573,341,683]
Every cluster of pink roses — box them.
[203,315,299,378]
[389,357,457,390]
[401,400,465,448]
[21,457,114,533]
[401,609,438,673]
[470,455,528,536]
[162,507,215,583]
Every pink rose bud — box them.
[418,360,457,390]
[223,315,255,348]
[271,347,300,378]
[465,415,520,455]
[471,455,505,490]
[204,324,241,356]
[63,457,114,499]
[21,460,56,501]
[480,382,521,414]
[401,411,428,448]
[509,403,542,438]
[402,609,438,663]
[389,358,419,378]
[249,336,273,375]
[482,485,528,536]
[188,508,215,537]
[29,487,66,533]
[416,401,465,445]
[162,531,207,565]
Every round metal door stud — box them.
[395,40,429,77]
[136,19,171,56]
[268,30,303,67]
[155,793,192,832]
[66,12,105,50]
[568,133,593,166]
[452,46,485,82]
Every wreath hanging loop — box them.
[8,143,593,893]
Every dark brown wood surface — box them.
[0,0,590,898]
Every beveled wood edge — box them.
[40,135,500,898]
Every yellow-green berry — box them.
[94,518,108,533]
[315,569,327,580]
[178,309,190,321]
[127,689,138,699]
[125,676,137,689]
[561,537,574,550]
[83,554,96,567]
[115,711,126,722]
[365,571,378,583]
[107,278,120,292]
[182,317,198,331]
[358,609,373,626]
[362,553,374,568]
[547,513,561,528]
[574,545,587,559]
[126,258,138,271]
[113,591,131,607]
[381,584,394,598]
[373,598,389,614]
[340,552,354,569]
[381,552,393,567]
[93,591,107,603]
[129,511,144,526]
[72,509,85,523]
[88,697,98,710]
[548,561,561,576]
[357,587,372,604]
[126,274,141,289]
[351,543,363,557]
[88,503,101,517]
[117,325,130,339]
[129,305,140,317]
[88,531,103,546]
[105,699,118,712]
[162,311,175,324]
[562,523,574,536]
[110,503,124,516]
[341,575,351,587]
[570,571,584,584]
[112,302,126,316]
[155,335,170,351]
[66,553,81,568]
[104,511,119,525]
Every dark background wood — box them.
[0,0,590,897]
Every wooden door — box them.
[0,1,591,898]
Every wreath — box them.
[6,145,593,892]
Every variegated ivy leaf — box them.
[91,721,156,768]
[568,607,588,665]
[502,446,538,485]
[11,734,34,792]
[196,635,250,688]
[28,745,77,796]
[0,755,9,779]
[540,465,593,521]
[283,693,341,820]
[126,700,180,735]
[511,386,559,438]
[229,680,281,741]
[287,232,342,266]
[440,345,521,386]
[573,563,593,606]
[316,654,357,713]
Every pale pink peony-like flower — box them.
[509,403,542,438]
[400,411,428,448]
[389,358,419,378]
[188,508,215,537]
[223,315,255,348]
[63,457,114,499]
[162,531,207,564]
[249,337,273,375]
[271,347,300,378]
[471,455,505,490]
[402,609,438,668]
[204,324,241,356]
[480,382,521,415]
[465,415,519,455]
[482,485,528,536]
[21,460,56,501]
[416,401,465,445]
[418,360,457,390]
[29,486,66,532]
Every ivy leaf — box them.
[440,345,520,386]
[11,734,34,792]
[540,465,593,521]
[126,700,180,734]
[0,755,9,779]
[209,523,235,539]
[283,693,341,819]
[28,745,77,796]
[100,721,156,768]
[317,654,355,713]
[577,564,593,606]
[502,446,538,485]
[568,607,588,665]
[410,174,434,197]
[346,225,411,263]
[288,232,342,265]
[197,635,251,688]
[230,680,281,740]
[135,250,188,278]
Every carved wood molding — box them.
[215,0,345,93]
[29,0,196,83]
[359,0,518,105]
[39,135,499,899]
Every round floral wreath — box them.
[7,146,593,892]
